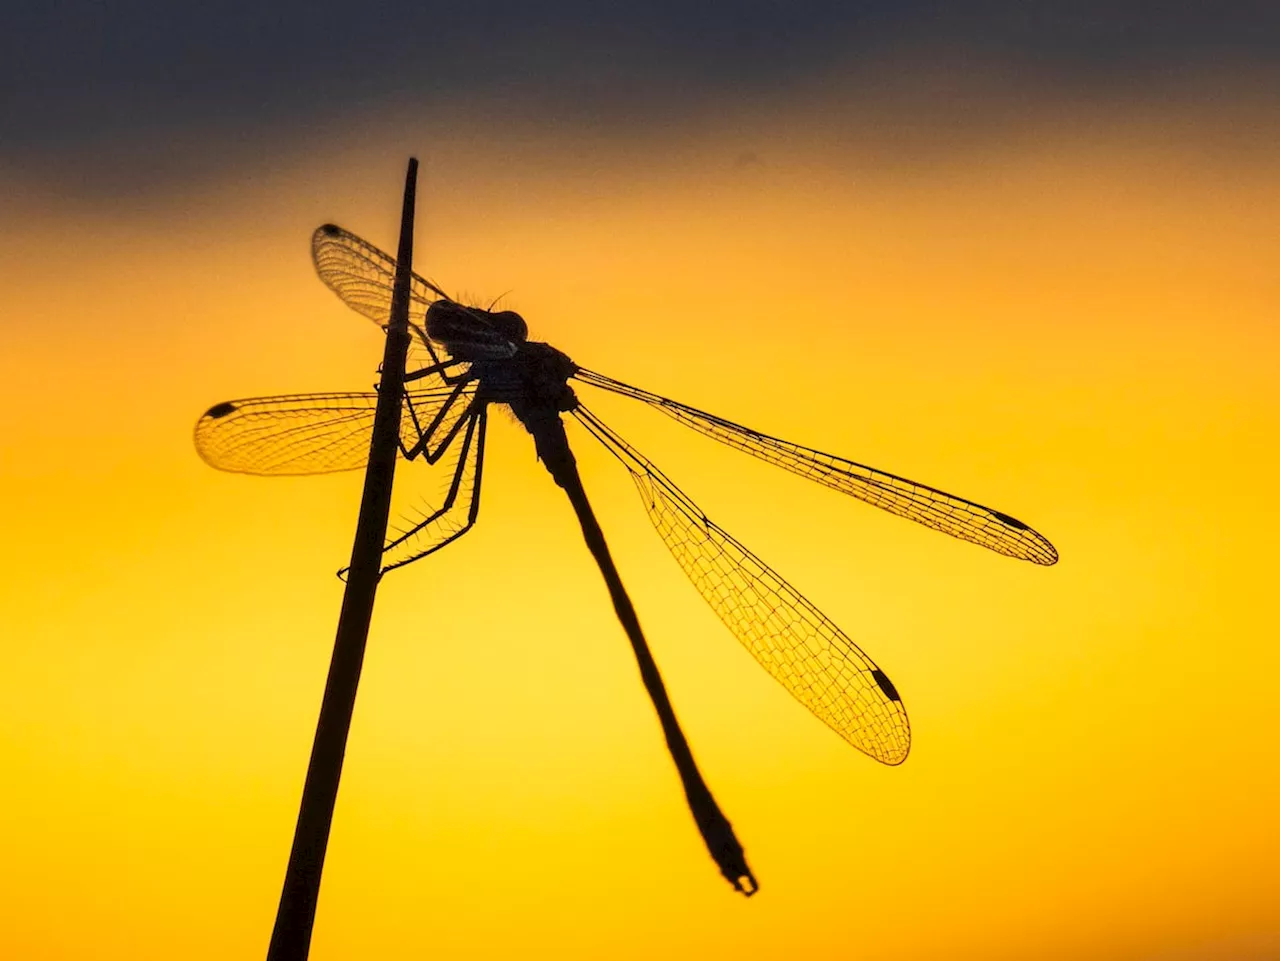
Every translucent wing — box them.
[382,408,487,572]
[312,223,502,375]
[576,369,1057,566]
[574,406,911,765]
[194,385,473,476]
[311,223,448,329]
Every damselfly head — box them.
[425,300,527,359]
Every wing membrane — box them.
[576,369,1057,566]
[194,386,472,476]
[311,223,465,375]
[575,406,911,765]
[311,223,449,328]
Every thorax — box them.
[472,341,579,415]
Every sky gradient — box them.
[2,5,1278,960]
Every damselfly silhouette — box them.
[196,224,1058,894]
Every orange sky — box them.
[1,109,1278,960]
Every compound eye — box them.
[490,310,528,342]
[424,301,474,343]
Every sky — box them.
[2,4,1279,960]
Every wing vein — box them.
[576,368,1057,565]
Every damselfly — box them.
[196,224,1058,894]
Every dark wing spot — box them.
[320,223,341,236]
[871,669,901,702]
[205,402,237,419]
[991,510,1029,531]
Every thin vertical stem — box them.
[266,158,419,961]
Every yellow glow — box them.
[1,117,1277,960]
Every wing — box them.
[312,223,491,377]
[382,407,486,572]
[194,385,473,476]
[574,406,911,765]
[311,223,460,375]
[311,223,449,329]
[576,369,1057,566]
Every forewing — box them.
[311,223,447,328]
[577,369,1057,566]
[311,223,462,375]
[575,407,911,765]
[194,387,464,476]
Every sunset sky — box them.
[2,4,1278,959]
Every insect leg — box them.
[401,381,474,461]
[380,409,486,574]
